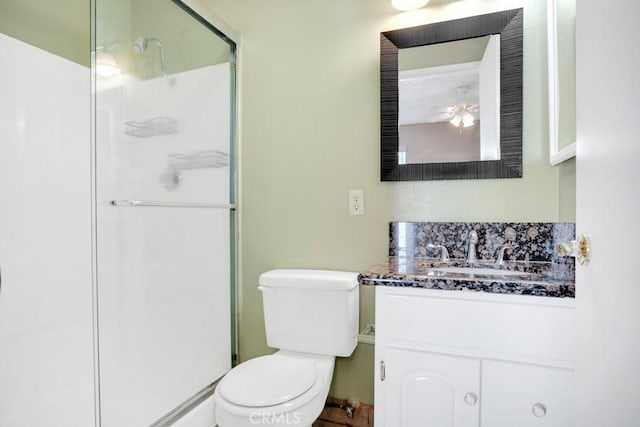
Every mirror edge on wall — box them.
[380,9,524,182]
[547,0,576,166]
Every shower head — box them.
[132,36,175,86]
[132,36,165,57]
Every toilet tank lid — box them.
[259,269,359,290]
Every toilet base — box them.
[215,394,324,427]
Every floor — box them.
[312,398,374,427]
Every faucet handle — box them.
[427,243,450,262]
[496,243,519,265]
[466,231,479,263]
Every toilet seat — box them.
[217,355,318,407]
[214,351,335,422]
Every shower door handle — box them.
[107,200,236,209]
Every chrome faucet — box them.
[467,231,478,263]
[496,243,519,265]
[427,243,450,262]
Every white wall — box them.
[479,34,500,160]
[0,33,95,426]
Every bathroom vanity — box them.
[373,286,573,427]
[362,222,576,427]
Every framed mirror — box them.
[380,9,523,181]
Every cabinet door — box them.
[481,359,574,427]
[382,347,480,427]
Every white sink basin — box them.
[428,267,533,277]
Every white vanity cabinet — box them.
[481,359,573,426]
[375,286,575,427]
[382,347,481,426]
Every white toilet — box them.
[213,269,359,427]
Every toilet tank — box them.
[258,269,359,357]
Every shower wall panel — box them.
[0,33,95,426]
[97,65,230,203]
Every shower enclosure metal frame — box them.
[90,0,240,424]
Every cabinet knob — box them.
[464,392,478,406]
[532,403,547,417]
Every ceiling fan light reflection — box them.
[449,115,462,128]
[462,112,475,127]
[96,52,121,77]
[391,0,430,11]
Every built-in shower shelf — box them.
[125,117,177,137]
[168,150,229,169]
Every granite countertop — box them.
[358,256,575,298]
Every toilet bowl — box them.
[214,351,334,427]
[213,269,359,427]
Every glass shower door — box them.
[94,1,235,424]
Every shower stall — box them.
[0,0,237,425]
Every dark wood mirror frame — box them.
[380,9,523,181]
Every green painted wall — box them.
[0,0,230,75]
[96,0,231,80]
[208,0,571,404]
[559,158,576,221]
[556,0,577,221]
[0,0,89,66]
[129,0,231,78]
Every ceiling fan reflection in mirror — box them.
[398,62,481,132]
[429,85,479,131]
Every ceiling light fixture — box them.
[96,52,121,77]
[391,0,430,11]
[95,42,122,78]
[449,104,476,129]
[448,85,477,130]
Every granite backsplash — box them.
[389,222,576,264]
